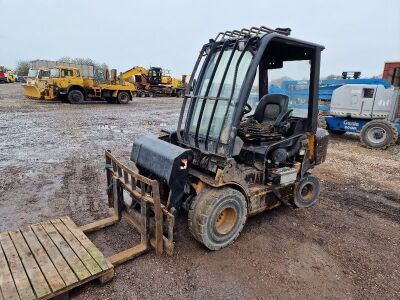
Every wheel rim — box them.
[119,93,129,102]
[214,207,237,235]
[300,183,314,202]
[367,127,387,144]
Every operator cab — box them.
[148,67,163,85]
[176,27,324,176]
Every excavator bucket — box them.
[22,84,42,99]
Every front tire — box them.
[360,119,398,149]
[67,89,84,104]
[188,187,247,251]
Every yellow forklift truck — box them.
[98,26,329,253]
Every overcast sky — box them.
[1,0,399,77]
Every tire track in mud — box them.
[323,181,400,223]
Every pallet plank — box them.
[1,217,116,300]
[108,244,148,267]
[30,224,78,287]
[79,216,119,234]
[0,232,35,300]
[50,220,102,275]
[60,217,113,271]
[9,230,51,299]
[39,222,91,281]
[0,241,20,300]
[19,227,66,293]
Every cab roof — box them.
[211,26,324,50]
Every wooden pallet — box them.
[0,216,114,300]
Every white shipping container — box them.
[29,60,95,78]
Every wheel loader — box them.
[97,26,329,254]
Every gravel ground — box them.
[0,83,399,299]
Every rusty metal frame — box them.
[79,150,175,267]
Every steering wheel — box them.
[243,103,252,115]
[274,109,293,127]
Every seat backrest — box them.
[253,94,289,123]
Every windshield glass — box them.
[27,69,38,78]
[50,68,60,78]
[188,48,253,144]
[38,70,50,79]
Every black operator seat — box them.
[253,94,289,125]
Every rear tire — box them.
[188,187,247,251]
[293,174,320,208]
[360,119,398,149]
[116,91,130,104]
[67,89,84,104]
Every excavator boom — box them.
[120,66,149,81]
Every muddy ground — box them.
[0,83,399,299]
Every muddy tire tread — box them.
[188,187,247,251]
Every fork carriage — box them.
[81,151,175,261]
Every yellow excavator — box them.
[120,66,188,97]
